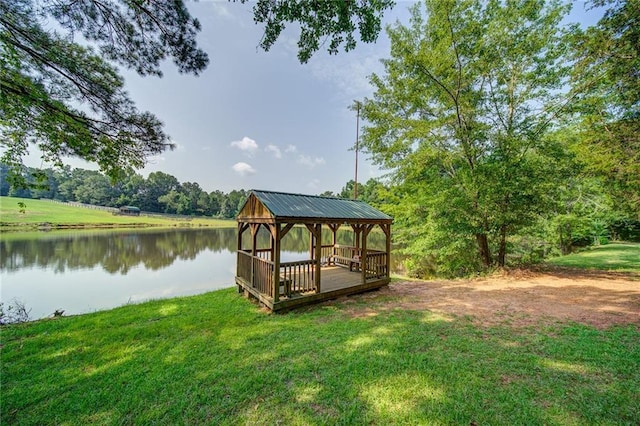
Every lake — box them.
[1,227,393,319]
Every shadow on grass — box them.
[2,288,639,424]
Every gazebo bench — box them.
[331,255,361,272]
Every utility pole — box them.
[354,101,360,200]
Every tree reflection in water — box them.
[1,227,389,274]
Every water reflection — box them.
[0,227,392,319]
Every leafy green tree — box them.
[0,0,207,184]
[74,174,117,206]
[158,190,190,215]
[115,172,146,208]
[248,0,395,63]
[208,190,224,217]
[361,0,574,273]
[140,171,180,213]
[0,164,10,196]
[180,181,205,215]
[571,0,640,216]
[220,189,246,219]
[338,180,363,200]
[1,0,394,186]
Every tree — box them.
[571,0,640,216]
[1,0,394,186]
[361,0,574,273]
[158,190,190,215]
[139,171,180,213]
[0,0,207,185]
[247,0,395,63]
[74,173,117,206]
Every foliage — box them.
[246,0,395,63]
[0,0,203,184]
[361,0,575,273]
[570,0,640,215]
[1,0,395,187]
[0,298,31,325]
[1,165,247,218]
[2,286,638,424]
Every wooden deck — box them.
[236,266,389,312]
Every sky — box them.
[25,1,603,195]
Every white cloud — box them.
[284,144,297,153]
[265,144,282,159]
[232,162,256,176]
[297,155,326,168]
[230,136,259,155]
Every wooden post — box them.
[332,224,338,264]
[315,223,322,293]
[272,223,281,303]
[361,225,368,284]
[309,225,314,261]
[384,223,391,278]
[250,223,260,287]
[237,222,245,285]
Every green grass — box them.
[546,243,640,273]
[0,196,235,229]
[2,288,638,425]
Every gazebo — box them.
[235,190,393,312]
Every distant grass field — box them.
[546,243,640,273]
[0,196,235,229]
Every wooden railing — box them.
[255,248,272,261]
[331,245,361,267]
[320,245,333,263]
[365,251,388,280]
[253,256,274,296]
[238,243,389,300]
[237,250,274,296]
[280,260,315,296]
[237,250,252,282]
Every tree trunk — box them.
[475,233,492,267]
[497,224,507,267]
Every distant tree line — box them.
[0,164,391,219]
[0,164,247,219]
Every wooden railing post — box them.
[315,223,322,293]
[272,224,281,303]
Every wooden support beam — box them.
[237,222,247,252]
[273,224,281,303]
[315,223,322,293]
[281,223,295,239]
[329,223,338,259]
[384,223,391,278]
[361,225,369,284]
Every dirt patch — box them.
[340,268,640,329]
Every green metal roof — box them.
[245,190,392,222]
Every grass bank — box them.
[0,196,234,229]
[546,242,640,272]
[3,287,638,424]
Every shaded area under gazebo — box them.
[235,190,393,312]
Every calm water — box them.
[1,227,391,319]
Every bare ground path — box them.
[338,268,640,329]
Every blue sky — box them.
[26,1,602,194]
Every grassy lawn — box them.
[2,288,638,425]
[546,242,640,272]
[0,196,234,229]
